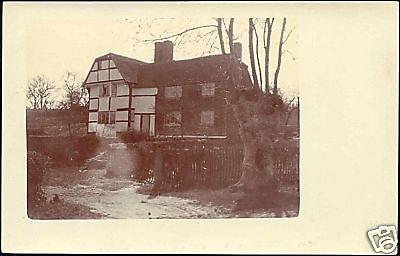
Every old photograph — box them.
[2,2,398,254]
[26,16,299,219]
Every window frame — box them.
[164,86,183,99]
[201,82,216,97]
[200,110,215,126]
[98,111,116,124]
[164,111,182,127]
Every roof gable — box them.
[84,53,147,85]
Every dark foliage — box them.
[27,134,100,167]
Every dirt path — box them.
[43,169,230,219]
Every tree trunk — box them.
[217,18,226,54]
[227,57,282,194]
[248,18,259,87]
[274,18,286,94]
[228,18,234,53]
[253,23,263,89]
[264,18,274,94]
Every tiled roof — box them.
[136,54,232,87]
[86,52,251,87]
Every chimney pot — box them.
[232,42,242,61]
[154,40,174,63]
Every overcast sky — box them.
[24,3,298,102]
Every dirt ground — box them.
[39,166,298,219]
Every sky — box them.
[25,4,298,102]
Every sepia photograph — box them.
[2,2,398,254]
[25,15,299,220]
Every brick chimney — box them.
[232,42,242,61]
[154,40,173,63]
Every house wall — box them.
[87,80,130,136]
[155,81,236,137]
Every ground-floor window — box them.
[131,111,155,135]
[98,111,116,124]
[201,110,215,126]
[165,111,182,127]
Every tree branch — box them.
[143,24,218,42]
[283,26,296,44]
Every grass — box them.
[27,195,105,220]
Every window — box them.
[165,111,181,127]
[201,110,215,126]
[99,84,111,97]
[165,86,182,99]
[201,82,215,96]
[109,111,116,124]
[110,60,116,68]
[98,111,115,124]
[111,84,117,97]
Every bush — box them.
[119,131,150,144]
[27,134,101,167]
[27,150,51,202]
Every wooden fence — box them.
[156,139,299,191]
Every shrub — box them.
[27,150,51,202]
[119,131,150,144]
[27,134,101,167]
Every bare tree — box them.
[252,20,263,89]
[26,75,56,109]
[273,18,295,95]
[263,18,274,94]
[217,18,226,54]
[248,18,259,87]
[58,72,88,110]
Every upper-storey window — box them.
[165,86,182,99]
[99,83,117,97]
[201,82,216,96]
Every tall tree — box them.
[26,75,55,109]
[273,18,286,94]
[252,21,263,89]
[227,18,234,53]
[217,18,226,54]
[263,18,274,94]
[248,18,259,87]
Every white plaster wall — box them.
[99,97,109,111]
[110,96,129,111]
[116,110,128,121]
[132,96,155,113]
[90,85,99,98]
[132,115,141,132]
[88,112,98,122]
[89,99,98,110]
[117,84,129,96]
[96,124,116,138]
[88,123,97,133]
[132,87,157,96]
[115,122,128,132]
[150,115,156,136]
